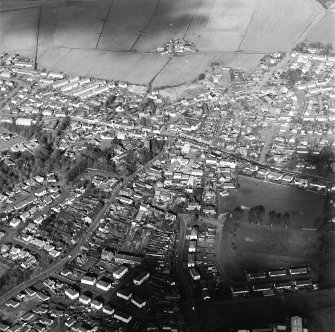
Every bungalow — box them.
[231,286,249,296]
[269,269,287,278]
[295,279,313,288]
[253,284,273,292]
[65,318,76,328]
[289,267,308,275]
[274,282,292,290]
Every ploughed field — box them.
[0,0,322,86]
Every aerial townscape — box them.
[0,0,334,332]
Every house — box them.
[133,271,150,286]
[96,280,112,292]
[190,226,198,240]
[187,254,195,268]
[114,311,132,324]
[131,296,146,308]
[113,266,128,280]
[91,300,103,310]
[64,288,79,300]
[5,299,20,308]
[81,275,96,286]
[79,295,91,305]
[103,305,114,315]
[114,253,142,265]
[189,240,196,253]
[295,279,312,288]
[190,268,200,281]
[117,289,132,301]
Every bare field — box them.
[240,0,321,52]
[306,11,335,46]
[38,47,169,85]
[0,7,38,57]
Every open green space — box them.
[218,176,326,229]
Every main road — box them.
[176,215,201,332]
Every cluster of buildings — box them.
[231,265,317,299]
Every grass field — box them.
[197,289,335,331]
[0,0,321,86]
[220,221,320,281]
[218,176,326,229]
[306,11,335,46]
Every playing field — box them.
[218,176,326,229]
[0,0,322,86]
[220,222,321,281]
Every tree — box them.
[232,206,243,222]
[268,210,277,226]
[198,73,205,80]
[248,205,265,224]
[276,213,282,227]
[283,212,290,228]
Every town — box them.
[0,40,333,332]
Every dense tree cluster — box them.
[0,267,31,295]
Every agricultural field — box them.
[39,0,110,49]
[0,0,322,86]
[240,0,322,52]
[0,7,39,57]
[306,11,335,46]
[184,0,259,52]
[38,47,169,85]
[220,221,321,281]
[152,53,234,88]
